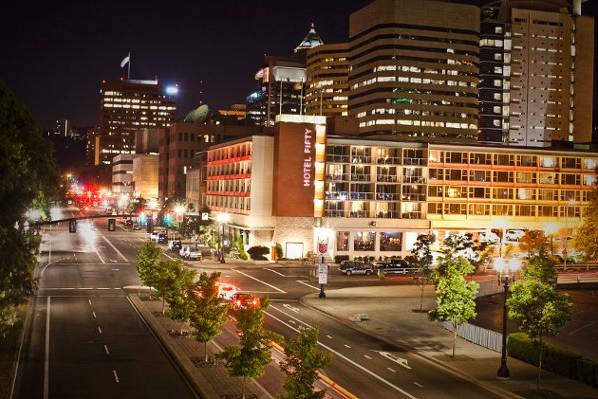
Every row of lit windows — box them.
[208,143,252,162]
[207,161,251,177]
[359,120,477,129]
[429,151,597,170]
[429,203,581,217]
[206,195,250,213]
[207,179,251,193]
[428,186,590,201]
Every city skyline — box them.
[3,0,597,131]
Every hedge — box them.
[247,246,270,261]
[508,332,598,387]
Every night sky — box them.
[1,0,597,130]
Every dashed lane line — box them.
[102,235,128,262]
[296,280,320,291]
[233,269,286,293]
[265,268,287,277]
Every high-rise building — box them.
[305,43,350,117]
[97,79,176,165]
[246,25,324,127]
[347,0,480,140]
[479,0,594,146]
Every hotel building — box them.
[204,117,597,260]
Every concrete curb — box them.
[299,295,525,399]
[127,295,219,399]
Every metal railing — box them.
[441,321,503,353]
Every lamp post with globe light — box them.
[494,257,521,379]
[216,213,230,263]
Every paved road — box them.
[13,216,197,399]
[15,211,502,399]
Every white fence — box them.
[441,321,503,353]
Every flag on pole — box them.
[120,53,130,68]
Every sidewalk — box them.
[302,285,598,399]
[129,294,279,399]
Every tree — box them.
[219,298,281,399]
[235,236,248,261]
[136,241,162,296]
[189,272,230,362]
[429,236,479,357]
[520,230,550,255]
[522,248,557,287]
[164,263,196,334]
[247,246,270,261]
[576,187,598,261]
[507,279,572,389]
[404,234,435,312]
[280,326,331,399]
[0,81,59,336]
[155,259,193,316]
[274,243,284,262]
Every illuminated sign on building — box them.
[303,128,313,187]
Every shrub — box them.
[274,242,283,260]
[508,332,598,387]
[334,255,349,264]
[247,246,270,261]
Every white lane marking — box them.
[269,305,311,328]
[265,268,287,277]
[388,367,396,373]
[88,299,92,305]
[112,369,120,383]
[283,303,300,313]
[264,310,417,399]
[77,287,93,290]
[102,236,128,262]
[377,351,412,370]
[48,238,52,265]
[237,290,279,294]
[414,382,424,388]
[233,269,286,293]
[344,344,352,349]
[43,297,51,399]
[97,288,110,290]
[164,252,176,261]
[95,249,106,264]
[92,312,97,319]
[104,345,110,355]
[326,335,333,339]
[111,268,120,271]
[288,319,296,325]
[364,354,372,360]
[296,280,320,291]
[568,320,598,335]
[97,326,103,334]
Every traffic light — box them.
[108,218,115,231]
[69,219,77,233]
[146,218,153,233]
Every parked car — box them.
[377,258,411,275]
[479,231,500,245]
[505,229,526,242]
[168,239,182,251]
[339,261,375,276]
[180,244,202,260]
[149,232,168,243]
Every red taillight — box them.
[235,300,241,307]
[252,299,258,306]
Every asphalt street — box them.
[14,210,503,399]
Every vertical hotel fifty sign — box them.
[303,128,313,187]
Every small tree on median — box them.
[404,234,435,312]
[136,241,162,297]
[164,262,196,334]
[189,272,231,362]
[429,235,479,357]
[219,297,281,399]
[280,326,331,399]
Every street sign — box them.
[201,212,209,221]
[318,264,328,285]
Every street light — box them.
[494,257,521,379]
[216,213,231,263]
